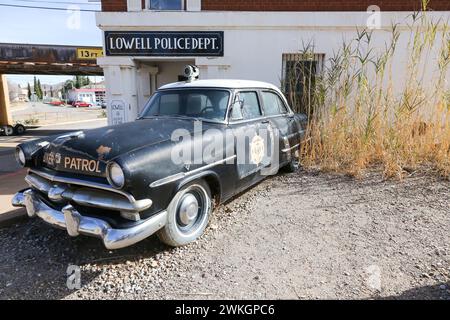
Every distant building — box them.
[8,82,28,102]
[16,88,28,102]
[68,87,106,105]
[41,83,64,99]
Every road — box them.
[9,102,104,126]
[10,102,103,116]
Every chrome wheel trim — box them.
[175,185,209,235]
[178,194,199,226]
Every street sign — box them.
[76,48,104,60]
[104,31,224,57]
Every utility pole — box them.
[0,74,12,126]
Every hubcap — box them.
[5,126,13,135]
[178,194,199,226]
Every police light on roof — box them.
[184,65,199,82]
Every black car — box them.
[12,78,307,249]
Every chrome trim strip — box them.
[13,189,167,250]
[282,143,300,153]
[150,155,237,188]
[26,171,152,212]
[286,132,299,140]
[67,188,152,212]
[228,113,288,125]
[29,168,136,203]
[12,192,25,207]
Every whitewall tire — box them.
[157,180,212,247]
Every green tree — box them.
[36,79,43,100]
[75,76,82,89]
[62,79,75,100]
[27,82,31,100]
[33,76,37,97]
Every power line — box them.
[13,0,100,6]
[0,3,100,12]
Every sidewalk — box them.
[0,169,28,224]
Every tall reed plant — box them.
[295,10,449,179]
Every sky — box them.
[0,0,103,85]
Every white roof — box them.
[159,79,281,92]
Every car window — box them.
[141,89,230,121]
[230,98,243,120]
[261,91,288,116]
[159,94,180,115]
[276,95,289,114]
[239,91,262,120]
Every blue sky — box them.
[0,0,103,85]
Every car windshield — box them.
[140,89,230,121]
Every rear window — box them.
[261,91,288,116]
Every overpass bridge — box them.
[0,43,103,135]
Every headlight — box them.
[107,162,125,189]
[15,147,26,167]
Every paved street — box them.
[10,102,105,126]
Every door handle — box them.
[261,120,270,124]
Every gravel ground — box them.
[0,170,448,300]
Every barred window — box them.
[282,53,324,114]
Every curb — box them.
[0,168,28,178]
[0,208,27,227]
[34,117,107,128]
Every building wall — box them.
[96,7,450,124]
[101,0,450,12]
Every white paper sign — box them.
[111,100,126,125]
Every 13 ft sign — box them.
[76,48,104,60]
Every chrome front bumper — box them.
[12,189,167,250]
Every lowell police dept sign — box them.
[105,31,224,57]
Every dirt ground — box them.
[0,170,448,300]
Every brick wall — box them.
[202,0,450,11]
[101,0,128,12]
[101,0,450,12]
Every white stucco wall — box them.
[96,10,450,124]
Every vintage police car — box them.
[12,67,307,249]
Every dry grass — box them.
[293,10,450,179]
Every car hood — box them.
[40,118,216,177]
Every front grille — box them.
[24,169,153,225]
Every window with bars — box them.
[282,53,324,114]
[148,0,184,10]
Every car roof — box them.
[159,79,282,92]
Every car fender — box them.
[175,170,222,204]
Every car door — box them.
[228,90,272,194]
[260,90,301,167]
